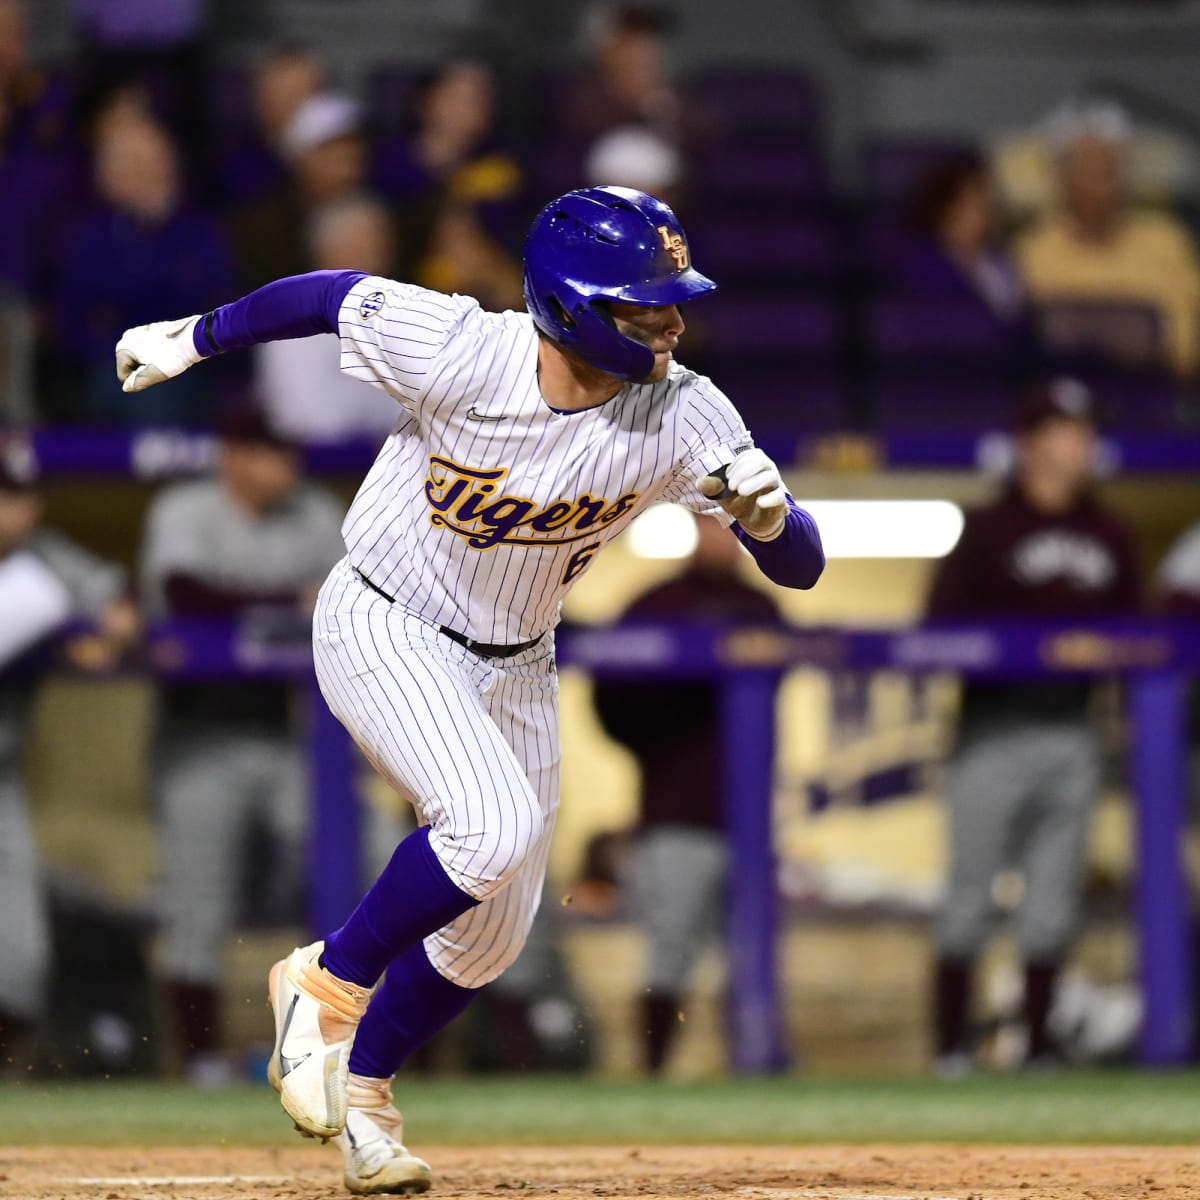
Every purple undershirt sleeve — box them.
[192,270,367,357]
[733,496,825,590]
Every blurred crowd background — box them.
[4,0,1200,432]
[4,0,1200,1087]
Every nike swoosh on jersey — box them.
[466,406,509,422]
[277,993,312,1077]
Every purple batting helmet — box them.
[522,186,716,380]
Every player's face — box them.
[609,302,685,382]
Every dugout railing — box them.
[147,616,1197,1073]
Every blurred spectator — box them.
[901,153,1032,359]
[372,58,522,248]
[227,91,367,290]
[255,195,403,443]
[994,98,1195,224]
[585,125,683,210]
[0,0,77,296]
[140,409,345,1083]
[55,116,233,424]
[214,45,326,207]
[73,0,210,164]
[592,514,781,1072]
[1016,101,1200,378]
[925,378,1141,1073]
[0,436,135,1067]
[415,201,524,313]
[0,0,72,159]
[561,4,685,143]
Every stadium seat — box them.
[695,143,830,210]
[718,371,847,433]
[695,295,841,360]
[866,296,1014,366]
[364,63,417,134]
[692,214,844,287]
[686,68,821,143]
[868,375,1014,431]
[1033,300,1163,372]
[860,137,978,208]
[208,62,254,141]
[1065,367,1180,429]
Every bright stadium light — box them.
[627,503,699,559]
[795,500,964,559]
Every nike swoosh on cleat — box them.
[466,406,509,422]
[277,993,313,1078]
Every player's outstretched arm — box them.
[697,448,825,590]
[115,270,367,393]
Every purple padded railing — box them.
[148,616,1198,1073]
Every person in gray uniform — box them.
[140,409,345,1082]
[0,437,135,1065]
[926,380,1141,1072]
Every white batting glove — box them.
[114,315,203,393]
[696,447,788,540]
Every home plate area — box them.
[4,1145,1197,1200]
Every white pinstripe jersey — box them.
[336,274,753,643]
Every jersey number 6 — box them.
[561,541,602,586]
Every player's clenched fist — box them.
[696,447,788,540]
[114,315,204,393]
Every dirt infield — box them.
[1,1144,1197,1200]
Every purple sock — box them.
[348,942,477,1078]
[321,826,479,988]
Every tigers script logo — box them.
[425,456,639,549]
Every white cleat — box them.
[267,941,372,1140]
[336,1074,433,1195]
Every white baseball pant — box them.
[312,557,560,988]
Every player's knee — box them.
[426,918,536,988]
[434,796,546,897]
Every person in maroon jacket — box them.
[926,377,1141,1072]
[592,514,782,1072]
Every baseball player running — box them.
[114,186,824,1194]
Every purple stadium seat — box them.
[1070,369,1179,429]
[697,296,840,359]
[867,297,1011,364]
[857,211,918,281]
[209,62,253,140]
[529,138,588,208]
[860,137,978,208]
[692,215,843,284]
[687,69,820,142]
[365,64,417,133]
[696,143,830,209]
[720,372,847,433]
[869,376,1013,431]
[1034,301,1163,372]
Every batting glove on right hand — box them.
[115,315,203,393]
[696,447,788,540]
